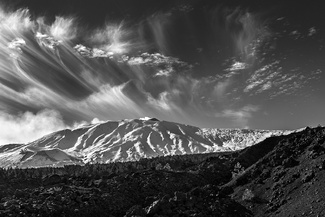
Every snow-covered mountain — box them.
[0,118,298,168]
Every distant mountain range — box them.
[0,117,300,168]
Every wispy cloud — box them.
[212,79,233,102]
[35,32,61,50]
[308,27,317,37]
[146,12,172,54]
[0,8,33,34]
[126,52,193,77]
[215,105,260,128]
[147,91,172,111]
[88,22,132,54]
[74,44,114,58]
[78,83,144,119]
[225,8,271,64]
[48,16,77,41]
[243,61,314,97]
[225,61,249,72]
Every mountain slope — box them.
[0,117,297,168]
[223,126,325,216]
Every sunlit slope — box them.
[0,118,297,168]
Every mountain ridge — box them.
[0,117,300,168]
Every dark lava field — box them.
[0,126,325,217]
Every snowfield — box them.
[0,118,300,168]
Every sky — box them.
[0,0,324,144]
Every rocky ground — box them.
[229,126,325,217]
[0,126,324,216]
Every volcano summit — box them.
[0,118,297,168]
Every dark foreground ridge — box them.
[0,126,324,216]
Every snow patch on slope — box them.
[0,118,300,168]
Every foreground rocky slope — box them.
[0,152,250,217]
[0,126,324,216]
[0,118,293,168]
[228,126,325,217]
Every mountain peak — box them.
[139,117,160,122]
